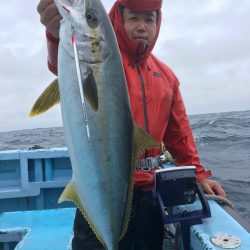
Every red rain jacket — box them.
[45,0,212,191]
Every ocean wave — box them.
[194,134,250,145]
[190,110,250,130]
[190,110,250,144]
[0,127,65,151]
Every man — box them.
[37,0,226,249]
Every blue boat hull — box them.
[0,148,249,250]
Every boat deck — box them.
[0,208,75,250]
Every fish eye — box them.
[85,10,98,28]
[86,12,96,22]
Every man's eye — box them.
[146,18,154,23]
[129,16,137,21]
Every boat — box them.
[0,147,249,250]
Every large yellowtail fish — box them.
[30,0,159,249]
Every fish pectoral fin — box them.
[120,122,160,239]
[58,181,105,248]
[29,79,60,117]
[82,69,98,111]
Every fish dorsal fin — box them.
[82,69,99,111]
[120,122,160,239]
[58,181,105,248]
[29,79,60,117]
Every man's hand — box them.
[199,178,226,197]
[37,0,62,39]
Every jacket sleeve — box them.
[163,84,212,182]
[46,30,59,75]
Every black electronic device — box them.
[155,166,197,206]
[154,166,211,250]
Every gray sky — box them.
[0,0,249,132]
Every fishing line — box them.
[72,29,91,140]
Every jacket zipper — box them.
[135,61,149,133]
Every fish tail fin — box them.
[120,122,160,239]
[29,79,60,117]
[58,181,106,249]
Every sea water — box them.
[0,110,249,223]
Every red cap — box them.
[118,0,162,11]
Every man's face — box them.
[123,8,157,46]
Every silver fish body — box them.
[56,1,132,249]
